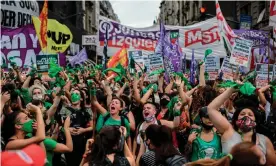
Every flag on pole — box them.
[103,24,109,69]
[182,52,186,73]
[216,0,237,52]
[39,0,48,49]
[190,49,195,84]
[107,44,128,68]
[69,48,88,66]
[155,22,182,82]
[32,18,73,53]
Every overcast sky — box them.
[110,0,162,28]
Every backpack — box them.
[103,114,129,128]
[165,155,187,166]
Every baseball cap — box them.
[1,144,46,166]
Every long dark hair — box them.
[2,111,22,143]
[145,124,181,165]
[232,95,260,144]
[89,126,121,165]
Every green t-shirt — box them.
[96,112,130,137]
[190,128,222,161]
[43,138,58,166]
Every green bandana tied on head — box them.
[71,93,81,102]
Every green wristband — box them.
[90,89,97,96]
[173,110,181,117]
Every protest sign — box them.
[1,24,66,68]
[36,54,59,72]
[230,38,253,67]
[221,56,238,80]
[146,54,164,82]
[1,0,39,28]
[205,56,220,80]
[255,63,274,88]
[128,50,145,72]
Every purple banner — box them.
[156,23,181,82]
[233,29,268,47]
[98,17,179,54]
[1,24,66,68]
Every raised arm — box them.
[6,104,45,150]
[165,77,174,94]
[257,85,271,106]
[54,116,73,152]
[101,80,113,106]
[175,76,191,105]
[140,88,153,105]
[207,87,235,136]
[199,63,206,87]
[47,96,61,118]
[90,88,107,115]
[116,82,128,97]
[133,77,141,103]
[158,74,164,93]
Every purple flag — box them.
[155,22,182,82]
[190,49,195,84]
[69,48,88,66]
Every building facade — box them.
[38,0,119,62]
[158,0,270,31]
[236,1,270,30]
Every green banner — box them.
[36,54,59,72]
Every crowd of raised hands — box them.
[1,62,276,166]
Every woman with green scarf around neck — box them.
[3,103,45,150]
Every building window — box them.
[240,3,251,16]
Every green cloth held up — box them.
[172,72,192,90]
[199,48,212,65]
[166,96,179,118]
[48,60,62,78]
[239,82,256,96]
[148,69,165,77]
[218,81,256,96]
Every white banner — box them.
[82,35,97,46]
[1,0,39,28]
[98,16,228,60]
[255,63,274,88]
[270,1,276,38]
[230,38,253,67]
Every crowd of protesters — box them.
[1,61,276,166]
